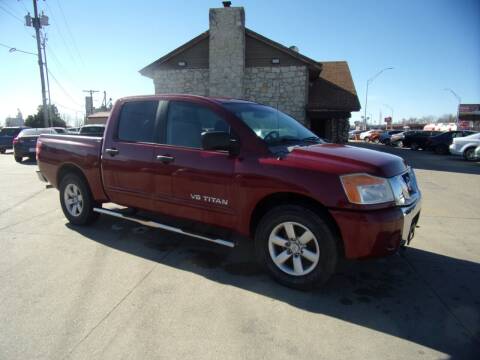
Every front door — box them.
[101,100,166,211]
[152,100,237,229]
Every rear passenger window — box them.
[118,101,158,143]
[165,101,230,148]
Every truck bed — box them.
[37,134,108,201]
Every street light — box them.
[364,67,394,130]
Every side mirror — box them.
[201,131,239,155]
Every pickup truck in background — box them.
[36,95,422,289]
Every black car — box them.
[13,128,56,162]
[402,130,442,150]
[79,125,105,137]
[0,126,30,153]
[427,130,477,154]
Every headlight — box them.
[340,173,394,204]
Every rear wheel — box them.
[373,138,380,144]
[14,155,22,163]
[255,205,338,290]
[364,137,370,143]
[59,173,99,225]
[396,140,404,148]
[464,147,476,161]
[0,148,5,154]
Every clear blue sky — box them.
[1,0,479,126]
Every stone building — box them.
[140,4,360,143]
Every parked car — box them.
[0,126,29,153]
[402,130,441,150]
[67,127,80,134]
[13,128,56,162]
[389,131,405,146]
[449,133,480,161]
[52,127,68,134]
[368,130,385,144]
[348,129,363,140]
[426,130,477,154]
[474,145,480,161]
[36,95,422,289]
[359,129,381,142]
[79,125,105,137]
[379,130,403,145]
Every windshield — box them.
[0,128,22,136]
[223,103,322,146]
[19,128,55,136]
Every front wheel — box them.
[410,143,419,151]
[255,205,338,290]
[464,147,476,161]
[0,148,5,154]
[59,173,99,225]
[14,155,22,163]
[364,137,370,143]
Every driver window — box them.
[165,101,230,149]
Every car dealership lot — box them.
[0,149,479,359]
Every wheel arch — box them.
[57,163,91,192]
[249,192,345,257]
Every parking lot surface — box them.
[0,147,479,360]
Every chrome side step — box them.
[93,207,235,248]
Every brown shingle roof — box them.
[308,61,361,112]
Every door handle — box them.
[156,155,175,164]
[105,148,119,156]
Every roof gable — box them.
[308,61,360,112]
[139,28,321,78]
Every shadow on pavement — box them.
[349,142,480,175]
[67,216,480,359]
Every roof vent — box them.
[289,45,299,52]
[222,1,232,7]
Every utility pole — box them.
[363,67,394,130]
[42,34,52,127]
[26,0,50,127]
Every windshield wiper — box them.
[301,136,321,143]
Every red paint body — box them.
[37,95,414,259]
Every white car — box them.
[359,129,378,141]
[449,132,480,161]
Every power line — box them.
[47,68,83,107]
[43,0,80,70]
[0,4,24,23]
[18,0,30,13]
[45,42,83,89]
[54,0,85,67]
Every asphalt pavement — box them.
[0,146,479,360]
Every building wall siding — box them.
[244,66,308,124]
[153,69,209,96]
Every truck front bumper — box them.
[330,199,421,259]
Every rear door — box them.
[101,100,164,211]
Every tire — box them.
[364,137,370,143]
[254,205,338,290]
[59,173,99,225]
[14,155,22,163]
[434,144,448,155]
[410,143,419,151]
[373,138,380,144]
[396,140,403,148]
[0,148,5,154]
[463,147,476,161]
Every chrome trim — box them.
[401,198,422,243]
[93,207,235,248]
[389,167,421,206]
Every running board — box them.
[93,207,235,248]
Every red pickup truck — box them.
[36,95,421,289]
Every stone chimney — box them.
[208,5,245,98]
